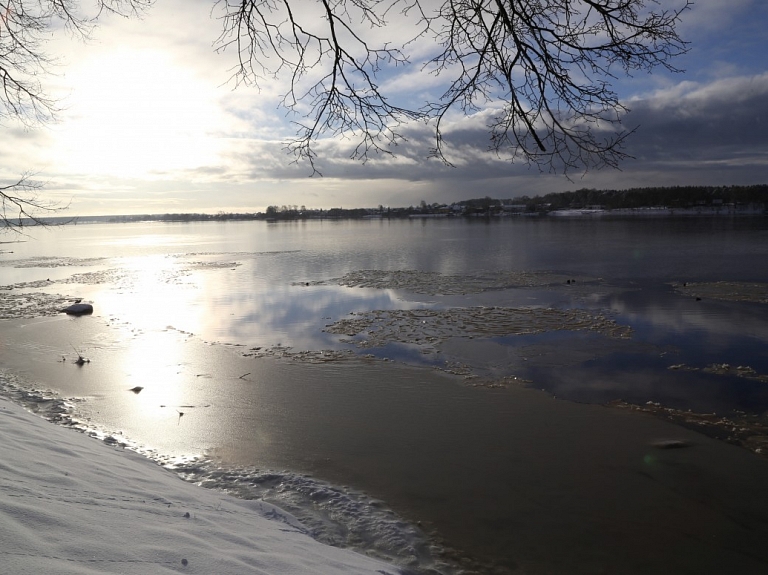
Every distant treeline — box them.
[503,184,768,212]
[20,184,765,227]
[262,184,768,219]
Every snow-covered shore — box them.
[0,397,401,575]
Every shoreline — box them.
[0,316,460,574]
[4,206,765,229]
[4,313,768,574]
[3,218,768,573]
[0,395,404,575]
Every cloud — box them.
[0,123,55,182]
[5,0,767,215]
[678,0,755,33]
[623,73,768,162]
[214,70,768,200]
[11,67,766,214]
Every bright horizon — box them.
[3,0,768,217]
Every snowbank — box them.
[0,397,401,574]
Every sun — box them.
[52,47,225,179]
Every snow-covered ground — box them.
[0,397,402,574]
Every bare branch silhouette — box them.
[422,0,690,173]
[214,0,690,174]
[214,0,430,175]
[2,0,691,216]
[0,172,67,232]
[1,1,150,124]
[1,1,150,228]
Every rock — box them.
[62,303,93,315]
[651,439,691,450]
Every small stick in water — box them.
[71,345,89,366]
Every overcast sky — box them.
[2,0,767,215]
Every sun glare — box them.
[53,48,225,178]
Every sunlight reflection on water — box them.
[3,218,768,575]
[4,219,768,412]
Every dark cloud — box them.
[622,75,768,165]
[229,113,544,184]
[232,73,767,196]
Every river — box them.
[2,216,768,574]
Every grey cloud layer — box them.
[231,73,768,191]
[624,75,768,164]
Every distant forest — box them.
[89,184,768,224]
[260,184,768,219]
[499,184,768,212]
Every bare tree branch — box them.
[0,172,68,232]
[422,0,691,173]
[0,1,151,124]
[2,0,690,206]
[213,0,690,175]
[213,0,429,174]
[1,1,150,230]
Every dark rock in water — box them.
[63,303,93,315]
[652,439,691,450]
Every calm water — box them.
[2,216,768,574]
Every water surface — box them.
[2,217,768,574]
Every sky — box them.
[2,0,768,216]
